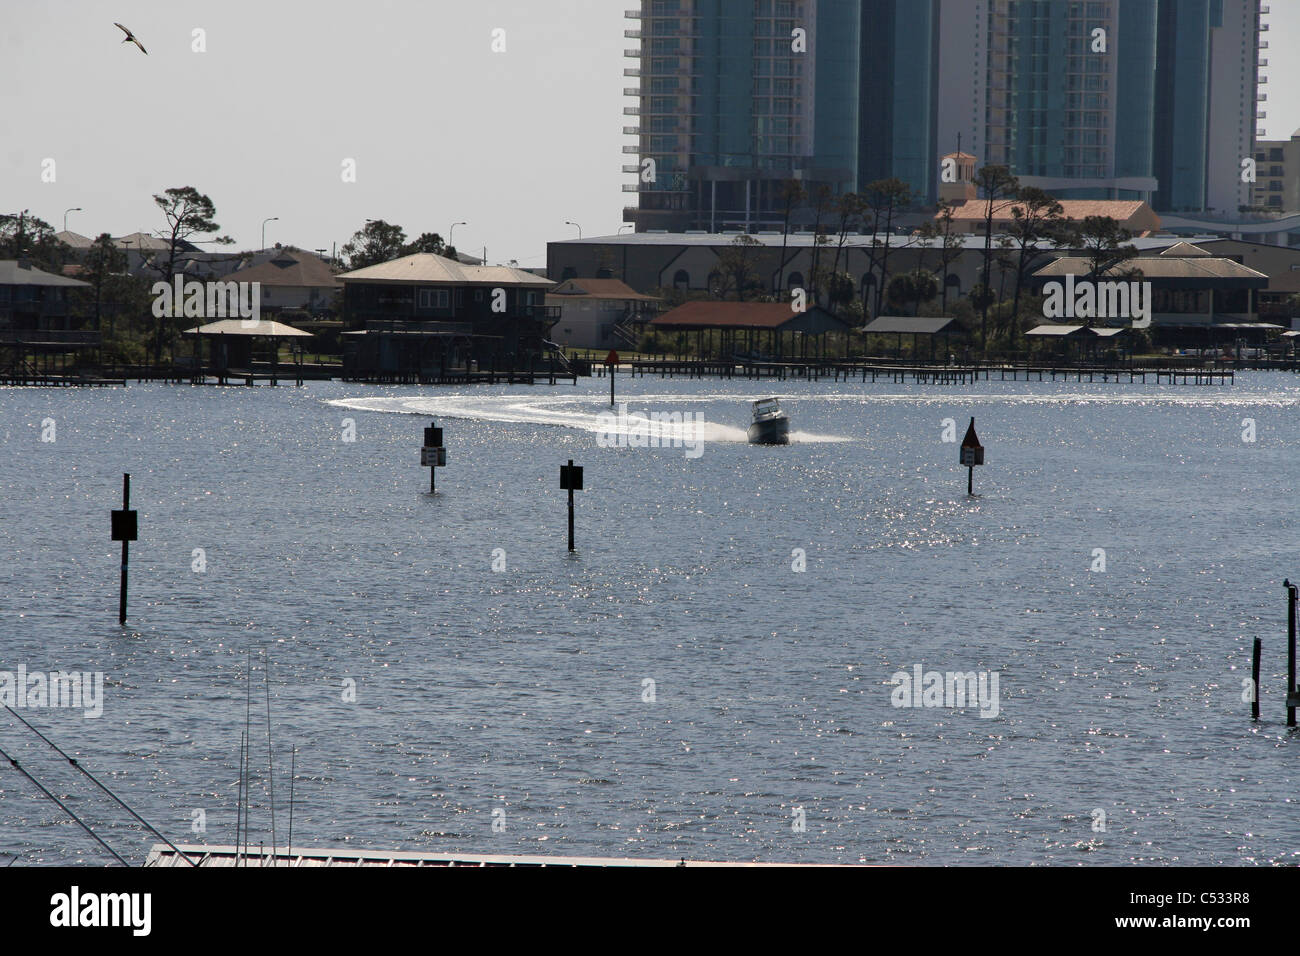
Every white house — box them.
[545,278,659,349]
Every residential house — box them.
[224,248,339,316]
[335,253,557,377]
[546,278,659,349]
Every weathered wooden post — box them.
[605,349,619,407]
[960,417,985,496]
[560,460,583,552]
[1252,637,1262,722]
[110,473,138,624]
[422,423,446,494]
[1286,580,1298,727]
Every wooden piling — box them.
[1252,636,1262,722]
[119,475,129,624]
[1287,580,1298,727]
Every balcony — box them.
[625,29,641,38]
[623,126,640,135]
[624,67,640,76]
[624,48,641,57]
[624,106,640,115]
[622,145,641,154]
[623,87,640,96]
[625,9,640,17]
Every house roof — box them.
[54,230,94,249]
[651,300,848,332]
[115,232,180,252]
[1160,241,1212,257]
[227,249,339,288]
[943,199,1152,223]
[337,253,554,288]
[547,278,658,301]
[0,260,90,287]
[1034,256,1267,283]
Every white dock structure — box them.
[145,844,813,867]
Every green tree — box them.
[774,179,807,297]
[151,187,233,365]
[1007,187,1066,330]
[887,269,939,316]
[341,220,408,269]
[716,234,763,301]
[404,231,447,256]
[933,200,963,312]
[860,178,914,319]
[1069,215,1138,279]
[973,164,1021,352]
[0,211,69,273]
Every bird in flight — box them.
[114,22,148,55]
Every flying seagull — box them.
[114,22,148,55]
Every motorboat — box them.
[747,398,790,445]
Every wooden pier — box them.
[620,359,1234,386]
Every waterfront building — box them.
[1252,132,1300,215]
[546,278,661,350]
[224,248,340,316]
[335,253,557,376]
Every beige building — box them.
[1252,132,1300,213]
[546,278,659,350]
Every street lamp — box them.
[618,224,634,234]
[564,220,582,239]
[261,217,279,252]
[450,221,467,249]
[63,207,82,233]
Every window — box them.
[418,288,450,309]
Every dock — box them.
[144,843,818,867]
[618,359,1235,386]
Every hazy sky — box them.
[2,1,1297,266]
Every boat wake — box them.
[326,395,848,443]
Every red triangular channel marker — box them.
[962,418,981,449]
[605,350,620,365]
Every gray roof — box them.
[0,260,90,287]
[863,316,956,335]
[53,230,94,249]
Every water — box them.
[1,372,1299,865]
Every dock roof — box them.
[651,301,850,334]
[863,316,956,335]
[182,319,313,337]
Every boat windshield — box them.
[752,399,782,419]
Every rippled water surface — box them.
[2,372,1299,864]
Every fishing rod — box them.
[0,740,128,865]
[3,705,197,866]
